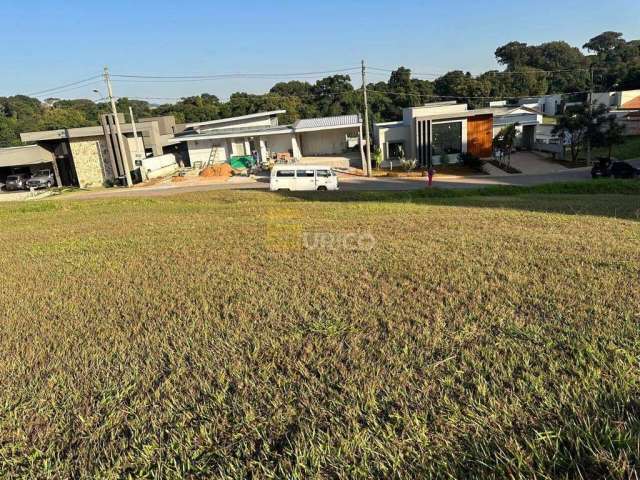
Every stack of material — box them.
[200,163,232,178]
[229,155,256,169]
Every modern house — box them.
[16,114,182,188]
[490,105,543,149]
[373,102,494,165]
[174,111,364,167]
[591,89,640,111]
[5,110,364,188]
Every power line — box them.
[33,81,104,99]
[25,75,102,96]
[368,66,592,78]
[367,87,590,101]
[110,67,360,80]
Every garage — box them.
[0,145,64,189]
[294,115,362,157]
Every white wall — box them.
[376,125,410,161]
[265,134,293,156]
[300,130,347,156]
[187,139,228,166]
[197,117,274,131]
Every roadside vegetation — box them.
[588,134,640,161]
[0,184,639,478]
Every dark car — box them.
[26,169,55,189]
[4,173,30,191]
[610,161,640,179]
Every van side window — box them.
[276,170,295,177]
[316,170,330,177]
[298,170,315,177]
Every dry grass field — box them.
[0,182,639,478]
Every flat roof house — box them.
[373,102,494,166]
[5,110,365,189]
[17,115,180,188]
[174,111,364,168]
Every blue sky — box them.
[1,0,639,102]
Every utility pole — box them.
[362,59,372,177]
[104,66,132,187]
[586,65,594,166]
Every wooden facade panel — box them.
[467,115,493,158]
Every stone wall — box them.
[69,137,113,188]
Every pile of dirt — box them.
[171,176,186,183]
[200,164,232,178]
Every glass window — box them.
[276,170,295,177]
[297,170,315,177]
[388,141,405,158]
[432,122,462,156]
[316,170,330,177]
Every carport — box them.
[0,145,61,186]
[294,115,363,154]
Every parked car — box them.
[610,161,640,179]
[26,169,55,189]
[270,165,339,191]
[4,173,30,191]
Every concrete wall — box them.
[265,134,293,156]
[300,130,348,156]
[125,136,145,163]
[376,125,409,161]
[69,137,112,188]
[187,139,228,166]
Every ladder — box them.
[205,143,220,168]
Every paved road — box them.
[15,159,640,202]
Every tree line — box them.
[1,31,638,148]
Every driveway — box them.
[506,151,568,175]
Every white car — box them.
[270,165,339,192]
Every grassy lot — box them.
[578,134,640,161]
[1,182,639,478]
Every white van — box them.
[270,165,339,192]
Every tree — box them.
[37,108,88,130]
[552,104,608,163]
[592,116,626,160]
[583,32,626,55]
[492,124,517,167]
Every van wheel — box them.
[317,186,328,191]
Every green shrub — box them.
[458,152,484,172]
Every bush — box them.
[458,152,484,172]
[372,147,383,170]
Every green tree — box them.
[37,108,88,130]
[552,104,608,163]
[592,115,626,160]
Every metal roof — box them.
[293,114,361,131]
